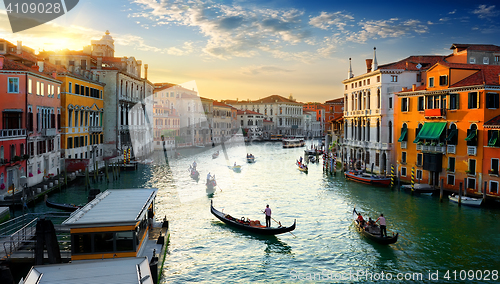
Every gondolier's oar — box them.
[262,211,296,237]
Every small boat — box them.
[206,177,217,194]
[353,219,398,245]
[210,201,296,235]
[247,156,255,163]
[212,151,219,159]
[296,162,308,173]
[449,194,483,207]
[190,168,200,179]
[308,155,316,163]
[45,199,81,212]
[228,165,242,172]
[344,171,391,186]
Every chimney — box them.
[97,57,102,70]
[372,47,378,71]
[17,41,22,55]
[366,59,373,73]
[52,71,57,79]
[348,58,354,79]
[0,56,4,69]
[412,84,416,91]
[144,64,148,80]
[37,61,44,72]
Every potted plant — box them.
[489,169,498,175]
[28,173,33,177]
[22,154,29,160]
[13,156,21,162]
[465,170,472,174]
[430,142,436,146]
[424,142,430,146]
[446,168,452,172]
[438,142,444,146]
[417,141,423,145]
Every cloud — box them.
[309,11,354,31]
[242,65,294,75]
[167,41,195,56]
[472,5,499,19]
[448,10,457,15]
[346,18,429,43]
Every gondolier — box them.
[264,205,272,228]
[376,214,387,237]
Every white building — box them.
[223,94,304,136]
[342,48,445,174]
[237,110,264,140]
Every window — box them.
[36,81,40,95]
[391,75,398,82]
[28,79,32,94]
[448,157,455,172]
[470,57,476,64]
[449,93,459,110]
[429,77,434,87]
[495,56,500,63]
[389,97,393,109]
[416,169,422,180]
[468,92,478,109]
[401,98,409,112]
[68,82,72,94]
[467,178,476,189]
[8,78,19,93]
[468,159,476,175]
[377,76,380,83]
[490,181,499,194]
[418,96,424,111]
[483,57,489,64]
[466,124,478,146]
[40,82,44,96]
[401,167,407,177]
[487,130,499,147]
[447,174,455,185]
[401,152,407,164]
[375,152,380,167]
[486,93,499,109]
[75,84,80,95]
[427,96,434,109]
[439,75,448,86]
[417,153,423,167]
[491,158,499,175]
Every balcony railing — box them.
[0,129,26,139]
[467,146,477,156]
[401,141,407,149]
[447,145,456,154]
[41,128,57,137]
[89,126,103,133]
[416,144,422,151]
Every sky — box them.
[1,0,500,103]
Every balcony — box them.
[467,146,477,156]
[119,125,129,131]
[424,108,445,118]
[0,129,26,139]
[401,141,407,149]
[447,145,456,154]
[89,126,103,133]
[41,128,57,137]
[416,144,422,151]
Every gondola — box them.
[45,199,81,212]
[210,201,296,235]
[345,170,391,186]
[206,177,217,194]
[190,169,199,179]
[353,216,398,245]
[212,151,219,159]
[247,156,255,163]
[296,161,308,173]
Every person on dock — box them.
[192,161,197,169]
[376,214,387,237]
[264,205,272,228]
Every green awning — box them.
[398,127,408,142]
[414,122,447,141]
[488,131,498,146]
[465,130,477,141]
[446,129,458,141]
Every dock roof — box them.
[63,188,157,228]
[23,257,154,284]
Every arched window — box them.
[367,91,371,110]
[466,124,478,146]
[447,123,458,145]
[366,119,370,141]
[377,89,381,109]
[376,120,380,142]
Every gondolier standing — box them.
[264,205,272,228]
[376,214,387,237]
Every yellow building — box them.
[58,72,105,163]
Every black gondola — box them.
[353,219,398,245]
[211,201,296,235]
[45,199,81,212]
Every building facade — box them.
[342,48,445,174]
[396,62,500,197]
[237,110,264,140]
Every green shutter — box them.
[488,131,498,146]
[446,129,457,141]
[398,127,408,142]
[465,129,477,141]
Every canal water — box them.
[20,141,500,283]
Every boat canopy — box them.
[413,122,446,142]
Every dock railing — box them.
[0,212,71,261]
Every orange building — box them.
[483,116,500,196]
[395,62,500,198]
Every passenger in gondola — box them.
[192,161,197,169]
[206,172,212,185]
[299,156,303,164]
[356,213,365,227]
